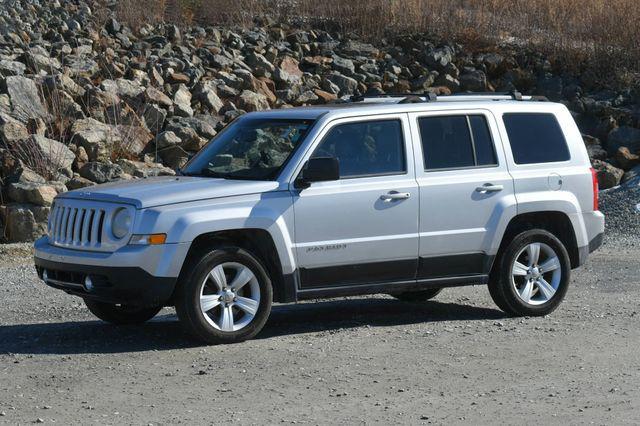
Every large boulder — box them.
[3,76,48,123]
[583,135,608,160]
[79,162,126,184]
[0,59,26,76]
[607,126,640,156]
[193,81,224,113]
[71,117,149,161]
[117,159,176,178]
[237,90,270,112]
[27,135,75,173]
[592,159,624,189]
[324,72,358,96]
[6,182,60,206]
[0,203,49,242]
[460,68,488,92]
[173,84,194,117]
[70,118,118,162]
[615,147,640,170]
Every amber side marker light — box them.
[129,234,167,245]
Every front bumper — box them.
[34,237,190,307]
[35,257,177,307]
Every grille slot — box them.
[48,203,109,249]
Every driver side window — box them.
[311,120,406,179]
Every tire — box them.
[84,300,162,325]
[175,246,273,344]
[391,288,442,302]
[488,229,571,317]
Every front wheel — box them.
[488,229,570,317]
[84,300,162,325]
[175,246,273,344]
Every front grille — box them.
[48,204,106,248]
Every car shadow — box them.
[0,298,503,355]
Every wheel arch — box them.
[172,228,296,304]
[493,211,580,273]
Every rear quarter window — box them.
[503,113,570,165]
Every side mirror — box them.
[297,157,340,188]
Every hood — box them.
[58,176,281,208]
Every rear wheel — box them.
[175,246,273,344]
[84,300,162,325]
[391,288,442,302]
[488,229,570,317]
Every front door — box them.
[292,114,420,289]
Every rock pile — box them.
[1,0,639,242]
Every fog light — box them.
[42,270,48,283]
[84,276,94,292]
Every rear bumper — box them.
[34,257,176,307]
[576,211,605,267]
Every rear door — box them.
[408,109,516,280]
[291,114,420,289]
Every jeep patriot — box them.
[34,92,605,344]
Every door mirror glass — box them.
[299,157,340,186]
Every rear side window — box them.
[418,115,497,170]
[503,113,570,164]
[312,119,406,178]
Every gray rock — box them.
[65,175,95,190]
[537,75,563,101]
[3,76,48,123]
[156,131,182,150]
[193,81,224,113]
[325,72,358,96]
[64,56,100,77]
[607,126,640,156]
[245,52,275,76]
[0,59,26,76]
[622,164,640,185]
[331,55,355,75]
[27,135,76,173]
[0,118,29,144]
[434,73,460,92]
[79,162,125,184]
[101,78,145,99]
[70,118,117,162]
[0,203,49,242]
[7,182,59,206]
[237,90,270,112]
[173,84,193,117]
[459,68,488,92]
[144,87,173,107]
[424,46,454,71]
[583,135,608,160]
[165,122,207,151]
[593,159,624,189]
[142,104,167,134]
[117,159,175,178]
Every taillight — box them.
[590,167,599,211]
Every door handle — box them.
[476,184,504,193]
[380,191,411,202]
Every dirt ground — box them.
[1,240,639,425]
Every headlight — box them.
[111,208,132,239]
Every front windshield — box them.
[182,118,315,180]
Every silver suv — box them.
[34,92,605,344]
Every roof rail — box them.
[350,91,548,104]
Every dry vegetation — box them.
[116,0,640,82]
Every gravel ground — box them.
[0,236,639,424]
[599,181,640,246]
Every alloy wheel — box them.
[199,262,261,332]
[511,242,562,306]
